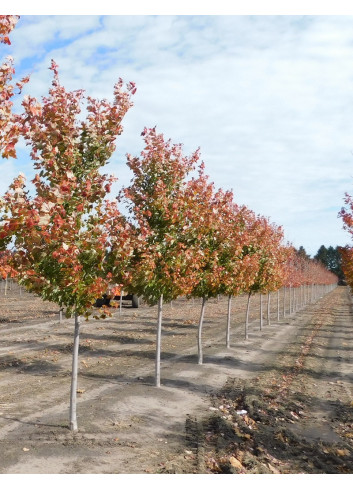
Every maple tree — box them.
[0,249,15,278]
[0,14,19,46]
[240,216,285,339]
[183,172,262,356]
[183,169,229,365]
[122,127,201,386]
[0,60,135,430]
[218,205,260,348]
[339,194,353,289]
[179,167,259,362]
[0,15,27,294]
[339,192,353,238]
[264,241,291,325]
[0,249,17,295]
[338,246,353,289]
[281,248,337,315]
[0,15,29,158]
[282,247,299,314]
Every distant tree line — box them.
[296,245,345,284]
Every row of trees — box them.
[290,245,344,284]
[0,16,338,431]
[339,193,353,287]
[314,245,344,283]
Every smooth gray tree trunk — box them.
[289,285,292,314]
[226,295,232,348]
[119,290,123,315]
[300,286,302,309]
[283,286,286,317]
[267,291,271,326]
[155,295,163,387]
[245,292,251,340]
[293,287,296,312]
[198,297,207,365]
[277,289,280,321]
[69,313,81,431]
[260,294,263,331]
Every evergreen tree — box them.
[297,246,311,260]
[314,245,345,283]
[315,245,328,266]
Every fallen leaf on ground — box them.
[275,432,287,443]
[229,456,244,470]
[206,457,222,472]
[268,463,280,474]
[336,448,350,457]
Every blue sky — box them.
[2,5,353,256]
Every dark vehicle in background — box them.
[94,293,139,308]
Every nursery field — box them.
[0,284,353,474]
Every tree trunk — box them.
[119,290,123,315]
[283,286,286,317]
[289,285,292,314]
[277,289,280,321]
[245,292,251,340]
[69,313,81,431]
[293,287,296,313]
[293,287,298,313]
[267,291,271,326]
[260,293,263,331]
[198,297,207,365]
[155,295,163,387]
[226,295,232,348]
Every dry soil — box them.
[0,283,352,474]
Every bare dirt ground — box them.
[0,283,353,474]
